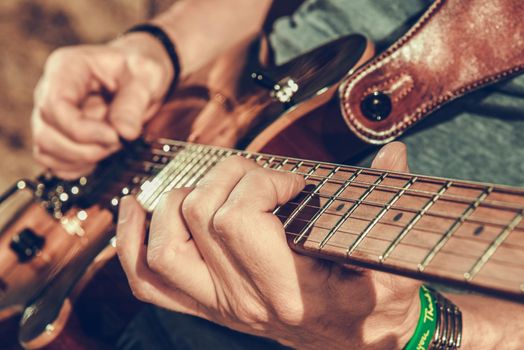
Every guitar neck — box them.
[129,138,524,303]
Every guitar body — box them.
[0,35,374,348]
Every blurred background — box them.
[0,0,172,192]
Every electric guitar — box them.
[0,34,374,349]
[1,33,523,349]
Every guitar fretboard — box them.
[124,138,524,302]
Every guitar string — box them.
[277,213,524,269]
[112,145,520,288]
[126,157,524,279]
[133,144,205,208]
[134,155,524,227]
[40,151,200,290]
[136,148,228,211]
[280,227,522,287]
[144,141,524,212]
[285,188,523,228]
[136,146,234,209]
[282,199,524,249]
[125,145,523,237]
[129,148,524,230]
[280,171,523,211]
[155,137,524,202]
[142,144,214,209]
[140,144,203,208]
[141,147,230,210]
[126,145,517,268]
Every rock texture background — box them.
[0,0,172,193]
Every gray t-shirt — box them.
[270,0,524,187]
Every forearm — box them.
[152,0,272,77]
[448,293,524,349]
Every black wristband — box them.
[125,23,181,96]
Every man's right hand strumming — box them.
[31,0,272,179]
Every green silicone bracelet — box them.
[403,285,438,350]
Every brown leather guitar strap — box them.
[339,0,524,144]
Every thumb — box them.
[109,80,151,140]
[371,141,410,172]
[116,196,147,275]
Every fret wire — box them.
[143,144,205,209]
[177,147,221,187]
[191,148,232,188]
[347,176,418,256]
[135,148,520,230]
[261,156,275,168]
[140,153,524,213]
[134,140,524,224]
[284,163,329,233]
[379,181,452,263]
[147,147,215,210]
[281,214,524,268]
[293,187,520,228]
[320,172,387,249]
[292,166,342,243]
[256,155,291,169]
[129,145,522,229]
[185,149,227,188]
[284,163,340,243]
[283,163,320,228]
[293,167,360,247]
[140,145,199,209]
[419,186,494,271]
[286,198,524,251]
[284,227,524,280]
[193,149,235,185]
[464,210,524,281]
[145,144,209,206]
[273,158,289,170]
[266,157,284,169]
[149,140,524,212]
[288,171,524,212]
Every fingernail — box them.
[118,196,132,224]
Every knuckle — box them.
[248,167,272,183]
[146,240,172,274]
[77,148,103,163]
[212,204,242,236]
[67,123,89,143]
[46,47,72,66]
[181,190,208,223]
[273,298,305,326]
[128,280,151,302]
[32,125,45,144]
[229,299,268,327]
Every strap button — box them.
[360,91,392,122]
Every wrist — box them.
[449,293,524,350]
[395,292,422,349]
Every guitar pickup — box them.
[10,229,45,263]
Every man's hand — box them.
[116,142,421,350]
[32,32,174,179]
